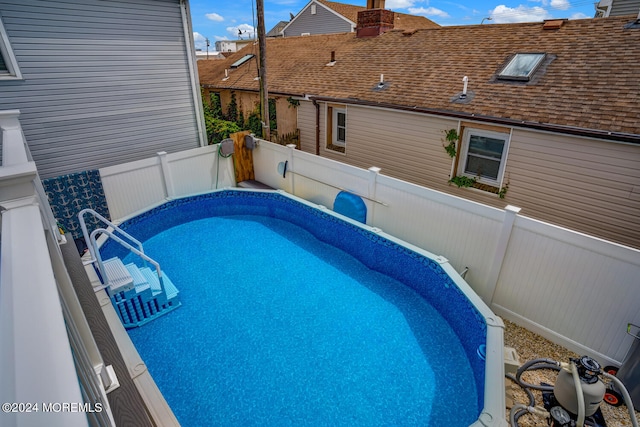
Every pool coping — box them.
[91,187,507,427]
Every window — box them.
[311,4,317,14]
[498,53,545,81]
[459,128,509,185]
[326,105,346,153]
[333,108,346,146]
[0,15,21,79]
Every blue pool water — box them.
[103,191,487,426]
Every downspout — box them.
[312,98,320,155]
[180,0,208,147]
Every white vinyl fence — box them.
[100,140,640,365]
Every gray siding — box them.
[0,0,202,178]
[610,0,640,15]
[284,2,352,37]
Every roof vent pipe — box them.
[331,51,335,62]
[460,76,468,99]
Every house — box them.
[198,13,640,249]
[596,0,640,17]
[266,20,290,37]
[0,0,205,180]
[280,0,439,37]
[215,39,254,52]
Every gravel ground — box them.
[503,319,639,427]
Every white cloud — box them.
[214,36,229,41]
[408,6,450,17]
[226,23,256,39]
[569,12,589,19]
[204,13,224,22]
[205,12,224,22]
[386,0,420,9]
[193,32,208,51]
[490,4,552,23]
[550,0,570,10]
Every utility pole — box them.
[256,0,270,140]
[205,37,210,59]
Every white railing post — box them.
[486,205,521,304]
[286,144,297,195]
[157,151,175,199]
[0,110,28,166]
[367,166,381,225]
[0,199,88,427]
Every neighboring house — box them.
[267,20,289,37]
[196,50,225,60]
[596,0,640,16]
[215,39,254,52]
[198,13,640,249]
[0,0,206,179]
[281,0,438,37]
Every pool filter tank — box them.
[554,356,606,417]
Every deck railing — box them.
[0,110,115,427]
[97,138,640,366]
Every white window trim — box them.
[332,107,346,148]
[0,15,22,80]
[459,128,510,187]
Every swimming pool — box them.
[102,189,505,426]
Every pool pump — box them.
[508,355,639,427]
[549,356,606,426]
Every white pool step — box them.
[102,257,181,328]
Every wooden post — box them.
[230,131,254,184]
[256,0,270,140]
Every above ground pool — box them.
[101,189,505,426]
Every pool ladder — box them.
[78,209,181,328]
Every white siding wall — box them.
[0,0,202,178]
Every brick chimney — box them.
[356,0,394,38]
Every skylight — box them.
[230,54,254,69]
[498,53,546,81]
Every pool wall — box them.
[102,189,506,426]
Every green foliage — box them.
[498,182,509,199]
[204,116,241,145]
[202,90,240,144]
[245,109,263,136]
[286,96,300,108]
[269,98,277,132]
[226,93,239,123]
[448,175,477,188]
[443,128,459,158]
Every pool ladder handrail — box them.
[78,208,144,266]
[89,228,166,296]
[78,208,164,295]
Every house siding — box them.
[610,0,640,15]
[298,102,640,248]
[283,3,352,37]
[297,100,316,153]
[0,0,202,178]
[504,129,640,248]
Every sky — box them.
[189,0,597,51]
